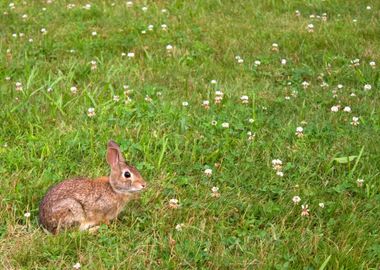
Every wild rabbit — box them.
[39,140,146,234]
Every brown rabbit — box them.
[39,140,146,234]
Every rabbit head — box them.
[106,140,146,193]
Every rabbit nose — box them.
[141,183,147,188]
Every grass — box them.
[0,0,379,269]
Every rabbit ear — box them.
[106,140,125,167]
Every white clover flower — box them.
[364,84,372,91]
[292,196,301,204]
[28,38,33,42]
[343,106,351,113]
[169,198,180,209]
[237,58,244,64]
[240,95,249,104]
[127,52,135,58]
[254,60,261,66]
[202,100,210,109]
[302,81,310,89]
[210,80,217,84]
[47,87,53,92]
[24,212,31,218]
[247,132,255,141]
[161,24,168,31]
[272,159,282,166]
[121,52,126,57]
[148,25,154,31]
[272,159,283,171]
[204,169,212,176]
[87,107,95,117]
[161,9,167,13]
[281,59,287,65]
[15,82,23,91]
[40,28,47,34]
[70,86,78,94]
[12,33,17,38]
[215,90,224,96]
[73,263,81,269]
[366,6,371,10]
[350,93,356,97]
[307,23,314,32]
[142,6,148,12]
[214,96,223,104]
[221,122,229,128]
[351,58,360,67]
[90,60,97,70]
[318,203,325,208]
[276,171,284,177]
[144,95,152,102]
[92,31,97,36]
[211,120,217,126]
[84,3,91,9]
[211,186,220,197]
[113,95,120,102]
[126,1,133,7]
[271,43,279,52]
[248,118,254,123]
[369,61,376,68]
[301,204,309,216]
[331,105,339,112]
[169,199,178,204]
[351,116,359,126]
[175,223,184,231]
[295,126,304,137]
[353,19,357,23]
[182,101,189,107]
[285,96,291,100]
[166,44,173,51]
[321,13,328,21]
[337,84,343,89]
[357,178,364,187]
[320,82,329,88]
[141,30,146,34]
[295,10,301,16]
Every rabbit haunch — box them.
[39,141,146,234]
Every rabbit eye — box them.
[123,171,131,178]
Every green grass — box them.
[1,0,380,269]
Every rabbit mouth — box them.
[126,187,144,193]
[115,187,144,193]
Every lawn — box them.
[0,0,379,269]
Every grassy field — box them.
[1,0,380,269]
